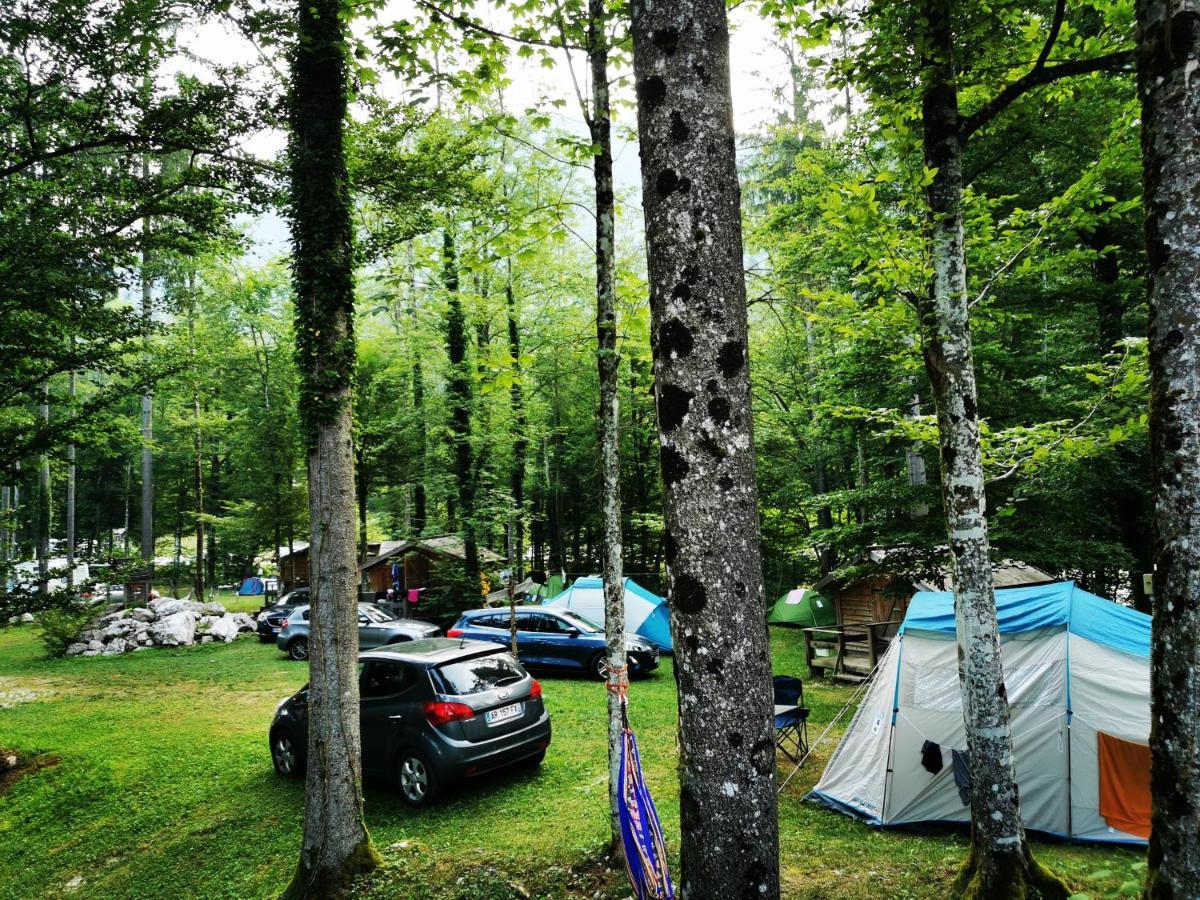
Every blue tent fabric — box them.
[237,576,265,596]
[637,603,673,653]
[618,728,675,900]
[899,581,1150,659]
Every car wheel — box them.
[271,730,304,778]
[397,751,438,808]
[590,651,608,682]
[288,637,309,661]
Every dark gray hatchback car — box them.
[269,638,552,806]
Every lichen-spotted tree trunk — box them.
[585,0,627,857]
[505,272,526,578]
[629,0,780,895]
[284,0,379,892]
[918,1,1066,895]
[1137,3,1200,895]
[443,228,480,588]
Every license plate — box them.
[485,702,522,725]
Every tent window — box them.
[1097,732,1151,839]
[911,665,961,712]
[908,662,1061,712]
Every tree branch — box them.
[960,49,1134,142]
[413,0,584,51]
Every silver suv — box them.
[276,602,440,661]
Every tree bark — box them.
[284,0,379,891]
[67,366,76,588]
[1137,3,1200,895]
[189,294,204,601]
[629,1,780,896]
[37,382,50,597]
[443,228,480,587]
[140,189,154,565]
[586,0,627,856]
[918,3,1066,896]
[506,272,526,578]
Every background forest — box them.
[0,0,1149,609]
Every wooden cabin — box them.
[277,542,310,594]
[359,534,503,595]
[804,549,1054,681]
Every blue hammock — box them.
[618,727,675,900]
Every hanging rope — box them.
[777,657,883,795]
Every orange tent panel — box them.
[1097,731,1151,839]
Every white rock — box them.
[150,611,196,647]
[208,616,241,643]
[81,650,100,657]
[65,643,88,657]
[200,601,227,616]
[149,597,190,618]
[6,616,16,625]
[200,635,213,644]
[103,619,138,639]
[87,640,104,652]
[231,613,256,633]
[19,612,34,623]
[130,608,156,623]
[103,638,128,655]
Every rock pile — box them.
[64,597,256,657]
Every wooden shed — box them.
[277,542,309,593]
[805,549,1054,681]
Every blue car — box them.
[447,607,660,680]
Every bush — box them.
[34,603,101,658]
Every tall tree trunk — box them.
[356,444,368,566]
[284,0,379,891]
[804,316,835,575]
[123,459,131,557]
[411,355,427,534]
[67,365,76,588]
[189,291,205,600]
[918,3,1066,895]
[585,0,627,856]
[1137,3,1200,894]
[207,448,219,590]
[37,383,50,597]
[1,484,10,566]
[140,192,154,566]
[443,228,479,587]
[905,391,930,518]
[506,272,526,579]
[629,1,780,896]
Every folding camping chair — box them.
[773,675,810,764]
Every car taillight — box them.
[529,679,542,701]
[280,619,289,629]
[422,701,475,726]
[446,627,464,638]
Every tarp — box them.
[543,576,673,651]
[809,581,1152,845]
[237,576,266,596]
[768,588,835,629]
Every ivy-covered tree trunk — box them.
[443,228,479,587]
[629,0,780,896]
[918,3,1066,896]
[1137,3,1200,895]
[586,0,627,856]
[284,0,379,892]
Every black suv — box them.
[256,588,308,642]
[269,638,552,807]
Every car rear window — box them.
[432,652,525,696]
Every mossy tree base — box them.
[951,836,1071,900]
[280,837,382,900]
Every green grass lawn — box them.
[0,625,1147,899]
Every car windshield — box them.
[360,605,392,623]
[559,611,601,633]
[432,652,525,696]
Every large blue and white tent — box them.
[809,581,1152,843]
[543,577,673,652]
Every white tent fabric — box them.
[809,581,1151,844]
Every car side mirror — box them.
[565,628,580,637]
[357,617,369,626]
